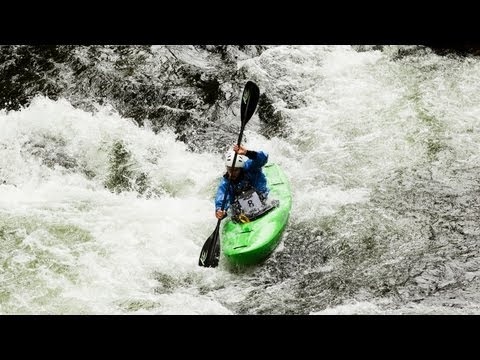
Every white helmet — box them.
[225,150,246,168]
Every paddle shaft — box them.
[205,93,251,265]
[199,81,259,267]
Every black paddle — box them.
[199,81,260,267]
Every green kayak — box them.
[221,163,292,266]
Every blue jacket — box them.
[215,150,269,211]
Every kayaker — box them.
[215,144,274,222]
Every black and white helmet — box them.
[225,150,246,168]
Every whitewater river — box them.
[1,45,480,314]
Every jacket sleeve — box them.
[244,150,268,171]
[215,177,232,211]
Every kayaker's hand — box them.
[233,144,247,155]
[216,210,226,220]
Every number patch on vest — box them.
[237,190,263,215]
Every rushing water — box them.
[1,45,480,314]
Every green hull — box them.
[221,163,292,266]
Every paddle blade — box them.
[199,223,221,267]
[240,81,260,126]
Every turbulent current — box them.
[1,45,480,314]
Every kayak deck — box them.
[221,163,292,266]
